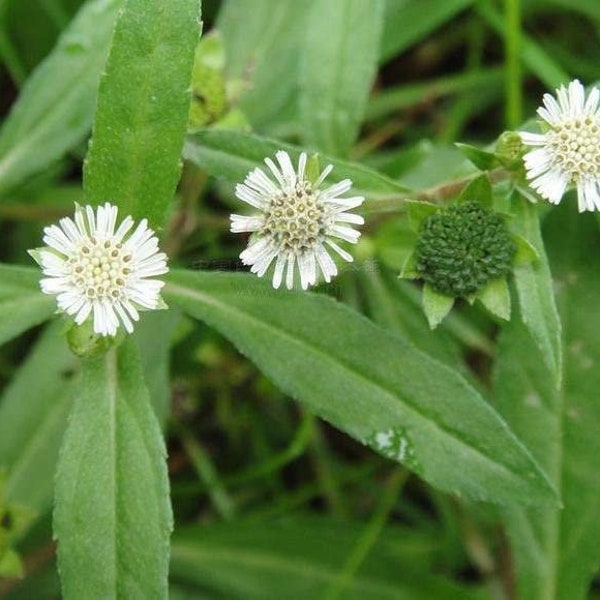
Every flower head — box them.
[415,202,515,297]
[521,79,600,211]
[230,150,364,290]
[30,203,168,336]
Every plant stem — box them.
[363,167,510,216]
[505,0,523,128]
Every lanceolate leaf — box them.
[0,0,122,197]
[299,0,384,157]
[0,264,55,346]
[54,339,172,600]
[184,129,407,199]
[165,270,556,506]
[512,198,562,386]
[495,206,600,600]
[83,0,202,228]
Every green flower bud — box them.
[415,202,515,298]
[67,319,122,358]
[496,131,526,170]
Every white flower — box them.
[521,79,600,211]
[230,150,364,290]
[30,203,168,336]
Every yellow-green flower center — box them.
[68,237,132,301]
[548,116,600,181]
[261,182,331,253]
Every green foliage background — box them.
[0,0,600,599]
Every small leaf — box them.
[477,277,511,321]
[513,233,540,265]
[455,142,498,171]
[406,199,438,231]
[422,283,455,329]
[458,174,492,206]
[83,0,202,228]
[400,251,419,279]
[54,338,172,600]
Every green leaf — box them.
[0,264,55,346]
[171,518,487,600]
[0,0,122,197]
[513,233,540,266]
[184,129,407,199]
[455,143,498,171]
[477,277,511,321]
[512,197,562,386]
[217,0,307,132]
[380,0,475,63]
[83,0,202,228]
[0,322,76,513]
[359,267,463,370]
[165,269,556,506]
[422,283,455,329]
[399,251,419,279]
[133,308,181,427]
[457,174,492,206]
[406,199,438,231]
[496,206,600,600]
[299,0,384,156]
[54,338,172,600]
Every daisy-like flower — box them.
[30,203,168,336]
[230,150,364,290]
[521,79,600,211]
